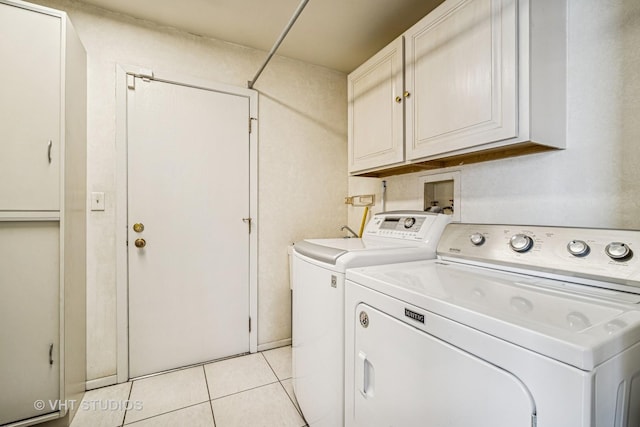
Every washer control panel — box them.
[438,223,640,290]
[363,211,451,242]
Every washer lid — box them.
[294,238,425,265]
[293,240,352,265]
[346,260,640,370]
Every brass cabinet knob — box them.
[404,91,411,98]
[395,96,402,103]
[134,238,146,248]
[133,223,145,233]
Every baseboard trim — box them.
[257,338,292,352]
[86,375,118,390]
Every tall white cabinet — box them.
[0,1,87,426]
[348,0,568,176]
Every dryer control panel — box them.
[437,223,640,292]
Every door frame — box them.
[115,64,258,383]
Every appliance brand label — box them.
[449,248,461,253]
[405,308,424,324]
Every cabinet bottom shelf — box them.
[353,142,558,178]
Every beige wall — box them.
[349,0,640,231]
[32,0,347,383]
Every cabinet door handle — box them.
[49,343,54,365]
[47,140,52,164]
[395,96,402,103]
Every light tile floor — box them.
[70,346,306,427]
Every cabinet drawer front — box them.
[406,0,518,160]
[0,222,60,424]
[0,3,61,211]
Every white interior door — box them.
[127,76,251,378]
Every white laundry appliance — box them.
[291,211,451,427]
[345,223,640,427]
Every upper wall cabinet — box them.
[348,38,405,174]
[349,0,567,176]
[0,1,64,210]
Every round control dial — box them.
[509,234,534,253]
[567,240,590,257]
[605,242,632,260]
[403,217,416,229]
[470,233,485,246]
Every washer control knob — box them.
[567,240,590,257]
[605,242,631,260]
[470,233,485,246]
[403,217,416,229]
[509,234,533,253]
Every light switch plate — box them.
[91,192,105,211]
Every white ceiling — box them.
[76,0,444,73]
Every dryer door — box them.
[350,303,535,427]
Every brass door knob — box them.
[395,96,402,103]
[404,91,411,98]
[134,238,146,248]
[133,223,145,233]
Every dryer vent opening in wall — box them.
[419,171,461,222]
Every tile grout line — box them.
[261,350,307,425]
[276,378,307,423]
[120,380,134,426]
[210,379,281,401]
[202,365,217,426]
[260,351,279,379]
[122,400,212,426]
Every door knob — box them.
[133,223,145,232]
[134,238,146,248]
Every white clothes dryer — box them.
[291,211,450,427]
[345,223,640,427]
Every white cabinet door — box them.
[405,0,518,160]
[0,222,60,425]
[349,302,535,427]
[0,3,61,211]
[348,37,405,174]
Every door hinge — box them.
[128,69,155,90]
[249,317,252,333]
[249,117,257,134]
[136,68,154,81]
[242,217,252,233]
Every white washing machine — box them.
[345,223,640,427]
[292,211,451,427]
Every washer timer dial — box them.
[470,233,485,246]
[567,240,590,257]
[605,242,632,260]
[509,234,534,253]
[403,217,416,229]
